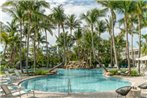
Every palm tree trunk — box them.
[19,21,23,73]
[26,17,31,73]
[108,24,113,67]
[131,31,135,67]
[70,27,72,35]
[58,24,60,37]
[111,10,119,69]
[57,24,60,61]
[45,30,49,68]
[91,24,95,65]
[125,14,131,75]
[138,16,141,74]
[33,29,37,72]
[61,23,66,64]
[110,37,113,66]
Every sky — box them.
[0,0,147,52]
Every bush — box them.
[0,65,9,73]
[109,69,139,76]
[130,70,139,76]
[109,69,118,75]
[34,70,48,75]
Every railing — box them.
[67,78,72,95]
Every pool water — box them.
[20,69,131,92]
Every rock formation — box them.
[64,61,89,69]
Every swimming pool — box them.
[20,69,131,93]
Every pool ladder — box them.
[67,78,72,95]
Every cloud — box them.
[0,0,146,48]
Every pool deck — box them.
[0,74,147,98]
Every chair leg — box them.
[33,91,35,97]
[117,94,119,98]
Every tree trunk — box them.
[131,31,135,67]
[125,14,131,75]
[45,30,49,68]
[33,29,37,72]
[108,23,113,67]
[58,24,60,37]
[57,24,60,62]
[70,27,72,35]
[110,35,113,66]
[111,10,119,69]
[91,24,95,65]
[61,23,66,64]
[19,21,23,73]
[26,17,31,73]
[138,16,141,74]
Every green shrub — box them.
[0,65,9,73]
[109,69,118,75]
[120,69,128,73]
[34,70,48,75]
[130,70,139,76]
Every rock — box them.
[64,61,89,69]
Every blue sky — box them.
[0,0,147,52]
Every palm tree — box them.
[95,20,106,38]
[105,17,114,67]
[0,21,20,66]
[40,15,53,68]
[97,1,119,69]
[134,0,147,74]
[66,14,80,35]
[56,32,74,63]
[52,5,66,36]
[74,27,82,60]
[127,15,137,67]
[0,22,10,58]
[119,14,137,68]
[52,5,66,63]
[117,1,136,75]
[0,32,9,59]
[2,0,26,72]
[142,34,147,55]
[81,8,105,64]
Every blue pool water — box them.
[20,69,131,93]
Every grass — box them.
[33,69,49,75]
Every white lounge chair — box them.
[1,85,35,98]
[14,70,24,80]
[4,71,17,80]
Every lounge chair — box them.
[1,85,35,98]
[116,86,132,98]
[143,71,147,80]
[138,82,147,96]
[138,82,147,89]
[14,70,26,80]
[4,71,18,80]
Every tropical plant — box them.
[97,0,119,69]
[116,1,136,75]
[66,14,80,35]
[81,8,105,64]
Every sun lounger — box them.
[4,71,18,80]
[138,82,147,89]
[116,86,132,98]
[1,85,35,98]
[14,70,26,80]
